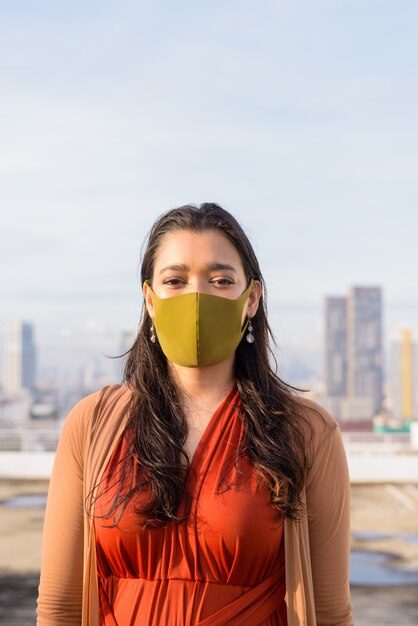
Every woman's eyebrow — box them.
[206,263,238,273]
[159,263,238,274]
[159,264,189,274]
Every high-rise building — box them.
[390,328,418,420]
[347,287,383,414]
[323,286,384,421]
[324,297,348,397]
[3,321,37,394]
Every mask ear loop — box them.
[245,277,257,342]
[240,278,254,334]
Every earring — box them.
[150,323,157,343]
[246,319,254,344]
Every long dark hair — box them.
[99,203,313,527]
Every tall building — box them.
[3,321,37,394]
[324,297,348,397]
[323,286,383,421]
[347,287,383,414]
[390,328,418,420]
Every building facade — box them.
[3,321,37,394]
[347,287,383,414]
[324,296,348,397]
[390,328,418,420]
[324,286,383,421]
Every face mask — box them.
[145,279,254,367]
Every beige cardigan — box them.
[37,384,353,626]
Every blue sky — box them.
[1,1,417,379]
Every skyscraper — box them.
[324,297,348,397]
[390,328,418,420]
[347,287,383,414]
[3,321,37,394]
[323,286,383,420]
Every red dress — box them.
[94,386,287,625]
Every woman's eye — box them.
[211,278,234,286]
[163,278,185,286]
[162,277,235,287]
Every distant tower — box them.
[4,321,37,394]
[347,287,383,414]
[324,296,348,396]
[390,328,418,420]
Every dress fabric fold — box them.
[94,386,287,625]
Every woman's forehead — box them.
[154,229,244,269]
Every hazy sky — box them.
[1,1,417,379]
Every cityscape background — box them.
[2,289,417,432]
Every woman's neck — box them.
[169,357,235,407]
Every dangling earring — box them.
[246,319,254,343]
[150,322,157,343]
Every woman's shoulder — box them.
[295,395,338,428]
[291,394,339,456]
[69,382,132,412]
[92,382,133,410]
[59,384,134,459]
[64,383,133,431]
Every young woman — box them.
[37,203,353,626]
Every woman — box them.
[37,203,353,626]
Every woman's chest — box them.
[95,452,284,586]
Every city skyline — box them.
[1,286,415,392]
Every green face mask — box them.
[146,279,254,367]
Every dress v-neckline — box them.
[188,383,238,470]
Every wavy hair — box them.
[96,203,313,527]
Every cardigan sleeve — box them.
[305,421,353,626]
[36,391,100,626]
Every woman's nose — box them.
[188,276,210,294]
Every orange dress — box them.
[94,386,287,626]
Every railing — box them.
[0,426,417,482]
[0,424,63,452]
[341,432,413,455]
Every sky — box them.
[1,0,417,382]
